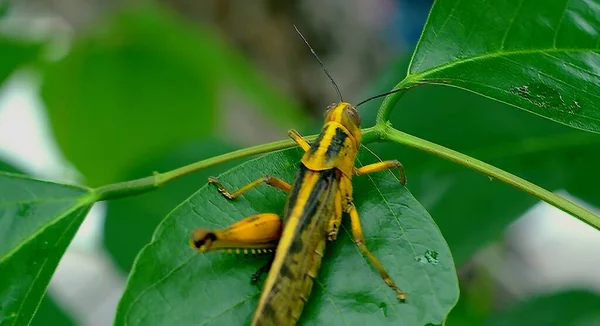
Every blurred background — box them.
[1,0,600,325]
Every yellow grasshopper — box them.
[190,27,407,326]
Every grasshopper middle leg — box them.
[209,175,291,200]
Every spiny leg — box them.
[208,175,291,200]
[347,203,406,300]
[354,160,407,185]
[288,129,311,152]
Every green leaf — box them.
[115,147,458,325]
[370,56,600,265]
[0,161,76,326]
[487,290,600,326]
[408,0,600,133]
[41,6,219,186]
[104,139,239,272]
[0,37,40,88]
[0,173,95,325]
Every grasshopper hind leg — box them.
[346,203,406,300]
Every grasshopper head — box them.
[190,229,217,252]
[324,102,362,144]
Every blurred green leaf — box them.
[367,56,600,265]
[445,266,494,326]
[115,148,458,325]
[42,4,307,186]
[487,290,600,326]
[0,1,8,19]
[104,138,239,272]
[42,6,218,186]
[409,0,600,133]
[0,37,40,87]
[0,160,75,326]
[0,173,94,325]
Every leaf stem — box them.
[375,78,417,125]
[94,126,381,201]
[382,124,600,230]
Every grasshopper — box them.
[190,28,407,326]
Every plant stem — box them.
[375,78,413,125]
[382,125,600,230]
[94,126,380,201]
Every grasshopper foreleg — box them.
[288,129,311,152]
[347,203,406,301]
[354,160,407,185]
[208,175,291,200]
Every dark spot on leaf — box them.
[17,203,34,217]
[510,83,581,114]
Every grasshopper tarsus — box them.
[208,176,234,200]
[251,259,274,284]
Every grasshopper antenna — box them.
[355,89,406,107]
[293,24,343,102]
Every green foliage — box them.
[487,291,600,326]
[0,173,94,325]
[0,37,40,87]
[406,0,600,133]
[115,148,458,326]
[1,0,599,325]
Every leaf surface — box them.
[409,0,600,132]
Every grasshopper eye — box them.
[324,103,337,116]
[346,106,361,126]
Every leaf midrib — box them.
[408,48,600,83]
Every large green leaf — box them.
[364,56,600,265]
[104,139,239,272]
[487,290,600,325]
[0,173,95,325]
[115,148,458,325]
[41,6,217,186]
[408,0,600,133]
